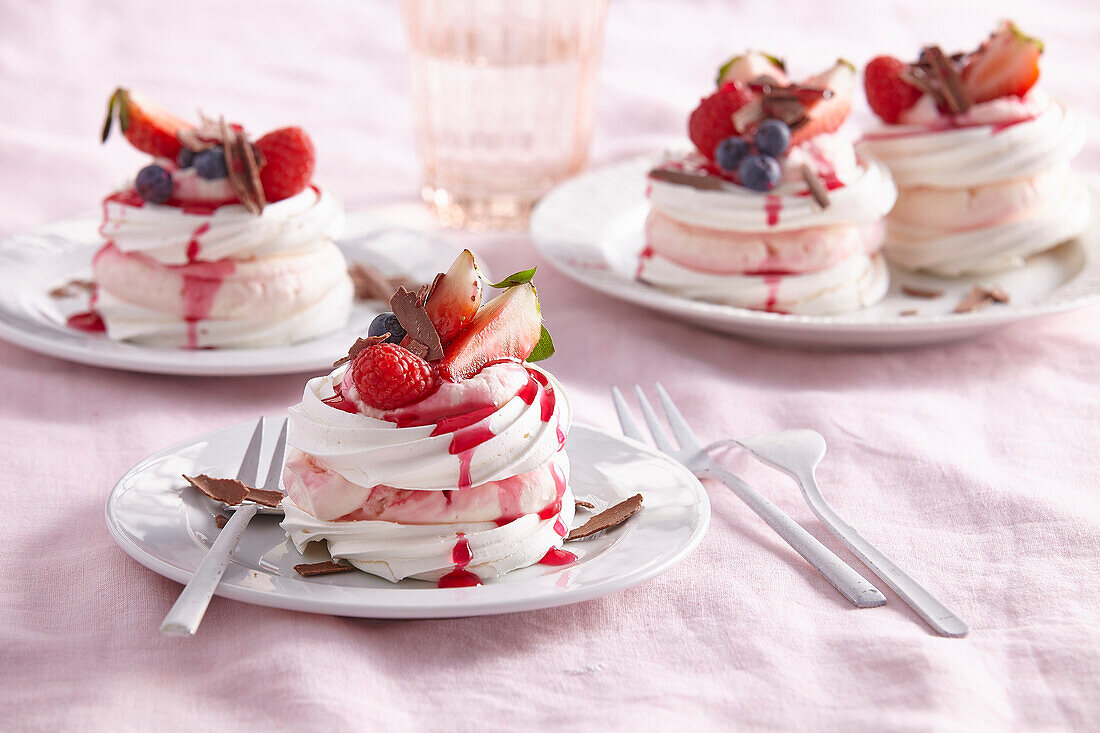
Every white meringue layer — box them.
[639,250,888,315]
[281,487,576,583]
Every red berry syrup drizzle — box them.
[539,547,577,566]
[763,274,783,313]
[438,533,482,588]
[764,195,782,227]
[636,245,655,281]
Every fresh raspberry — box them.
[253,127,315,202]
[687,82,754,161]
[864,56,922,123]
[350,343,437,410]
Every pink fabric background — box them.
[2,0,1099,729]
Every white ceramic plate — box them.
[104,422,710,620]
[0,213,461,375]
[531,155,1100,348]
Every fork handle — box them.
[704,464,886,608]
[160,504,260,636]
[804,477,968,637]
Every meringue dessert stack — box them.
[280,251,575,587]
[85,88,351,348]
[859,22,1089,276]
[641,53,897,315]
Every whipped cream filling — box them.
[639,249,888,315]
[281,487,576,583]
[647,140,897,233]
[859,91,1086,188]
[287,361,572,492]
[100,184,345,264]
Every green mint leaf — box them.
[525,325,555,363]
[488,267,536,289]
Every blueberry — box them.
[194,147,228,179]
[737,154,781,192]
[754,119,791,157]
[714,136,750,172]
[177,148,194,169]
[368,312,406,343]
[134,165,173,204]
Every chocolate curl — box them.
[389,287,443,361]
[801,165,830,209]
[221,116,266,215]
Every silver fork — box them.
[613,384,886,609]
[160,416,288,637]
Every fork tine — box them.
[262,418,289,491]
[235,417,264,485]
[611,387,646,443]
[654,382,700,450]
[633,385,677,453]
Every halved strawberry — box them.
[425,250,483,346]
[961,21,1042,104]
[102,88,193,160]
[254,127,315,202]
[717,51,789,87]
[789,59,855,146]
[688,81,755,160]
[439,283,542,382]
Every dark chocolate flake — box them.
[245,488,284,508]
[183,474,250,505]
[390,287,443,360]
[801,165,830,209]
[901,284,945,299]
[567,494,643,541]
[294,561,355,577]
[332,334,388,368]
[648,169,727,191]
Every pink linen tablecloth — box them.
[2,1,1099,730]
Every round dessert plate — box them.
[105,422,710,620]
[0,212,462,375]
[531,155,1100,348]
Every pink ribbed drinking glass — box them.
[402,0,608,230]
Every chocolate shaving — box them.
[349,261,397,301]
[920,46,972,114]
[648,169,727,191]
[214,514,230,529]
[49,279,95,298]
[415,284,430,307]
[954,285,1010,314]
[221,117,266,215]
[801,165,830,209]
[901,284,944,299]
[899,309,919,317]
[183,474,250,505]
[404,340,429,359]
[332,334,388,368]
[567,494,643,541]
[294,560,355,577]
[732,99,765,133]
[390,287,443,360]
[762,97,808,128]
[574,500,596,510]
[245,488,284,508]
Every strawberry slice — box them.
[717,51,789,87]
[425,250,483,346]
[102,88,193,160]
[439,283,542,382]
[789,60,855,146]
[961,21,1042,104]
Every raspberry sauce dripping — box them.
[321,390,358,414]
[539,547,577,566]
[764,195,782,227]
[186,223,210,262]
[66,311,106,333]
[636,245,655,280]
[438,533,481,588]
[763,274,782,312]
